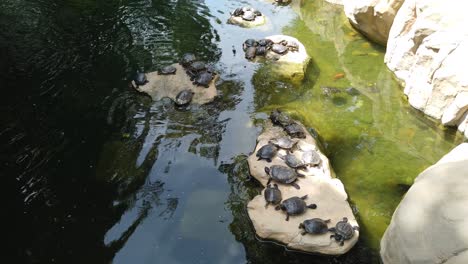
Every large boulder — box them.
[133,64,217,105]
[344,0,404,45]
[247,121,358,255]
[380,143,468,264]
[385,0,468,138]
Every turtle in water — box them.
[264,165,304,189]
[133,71,148,86]
[180,53,197,68]
[242,10,256,21]
[284,123,306,139]
[264,184,282,208]
[193,71,214,88]
[186,61,207,80]
[243,39,258,51]
[275,195,317,221]
[271,43,288,55]
[269,136,297,151]
[302,150,321,166]
[245,46,257,60]
[329,217,359,246]
[174,89,195,106]
[256,143,277,162]
[299,218,331,235]
[270,109,293,127]
[158,65,177,75]
[281,153,308,171]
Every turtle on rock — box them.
[264,184,282,208]
[133,71,148,86]
[275,195,317,221]
[158,65,177,75]
[268,136,297,151]
[174,89,194,106]
[329,217,359,246]
[299,218,330,235]
[264,165,305,189]
[256,143,277,162]
[270,109,293,127]
[284,123,306,139]
[180,53,197,67]
[192,71,214,88]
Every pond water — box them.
[2,0,464,263]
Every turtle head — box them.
[264,167,270,175]
[273,183,278,189]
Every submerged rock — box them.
[247,121,358,255]
[132,64,217,105]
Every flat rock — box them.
[247,121,358,255]
[227,14,266,28]
[133,64,217,105]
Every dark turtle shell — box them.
[256,143,277,162]
[193,71,213,88]
[175,89,194,106]
[300,218,330,235]
[264,184,282,207]
[134,72,148,86]
[269,136,296,150]
[245,46,257,60]
[284,123,306,139]
[232,7,244,16]
[253,10,262,16]
[283,154,306,169]
[255,46,267,56]
[180,53,197,67]
[287,41,299,52]
[330,217,359,246]
[270,109,293,127]
[242,10,256,21]
[265,165,298,184]
[158,65,177,75]
[302,150,321,166]
[243,39,258,51]
[271,43,288,55]
[258,39,273,47]
[281,196,306,215]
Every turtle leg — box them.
[330,234,335,239]
[343,217,348,223]
[266,178,272,186]
[300,195,308,200]
[329,227,336,232]
[340,239,345,246]
[291,182,300,190]
[265,201,270,208]
[354,226,360,231]
[298,223,304,229]
[285,213,290,221]
[301,231,307,236]
[297,172,306,177]
[307,203,317,209]
[266,158,271,162]
[325,219,331,223]
[275,205,281,211]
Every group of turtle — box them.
[243,38,299,60]
[179,53,216,88]
[230,6,263,21]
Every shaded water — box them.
[2,0,464,263]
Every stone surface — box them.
[133,64,217,105]
[344,0,403,45]
[247,121,358,255]
[380,143,468,264]
[385,0,468,137]
[227,14,266,28]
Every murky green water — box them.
[2,0,464,263]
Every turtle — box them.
[158,65,177,75]
[271,43,288,55]
[192,71,214,88]
[174,89,195,106]
[242,6,253,12]
[242,10,256,21]
[245,46,257,60]
[180,53,197,67]
[286,41,300,52]
[299,218,331,235]
[264,165,305,189]
[268,136,297,151]
[232,7,244,16]
[256,143,277,162]
[264,184,282,208]
[186,61,207,80]
[133,71,148,86]
[253,10,262,16]
[302,150,321,166]
[270,109,293,127]
[258,39,273,47]
[284,123,306,139]
[281,154,308,171]
[275,195,317,221]
[255,46,267,56]
[329,217,359,246]
[243,39,258,51]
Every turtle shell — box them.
[243,39,258,51]
[302,150,321,166]
[158,65,177,75]
[245,46,257,60]
[232,7,243,16]
[264,184,282,205]
[283,154,305,169]
[255,46,267,56]
[256,144,277,161]
[180,53,197,67]
[270,109,293,127]
[269,136,296,149]
[193,71,213,88]
[268,165,297,183]
[335,219,356,240]
[284,123,306,139]
[302,218,330,234]
[175,90,194,106]
[271,44,288,55]
[134,72,148,85]
[281,196,307,215]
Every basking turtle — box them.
[232,7,244,16]
[281,154,307,170]
[256,143,277,162]
[287,41,299,52]
[264,165,304,189]
[275,195,317,221]
[284,123,306,139]
[270,109,293,127]
[192,71,214,88]
[299,218,330,235]
[242,10,256,21]
[253,9,262,16]
[269,136,297,151]
[264,184,282,208]
[245,46,257,60]
[174,89,194,106]
[243,39,258,51]
[180,53,197,67]
[186,61,207,80]
[133,71,148,86]
[302,150,321,166]
[158,65,177,75]
[255,46,267,56]
[258,39,273,47]
[329,217,359,246]
[271,43,288,55]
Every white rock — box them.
[380,143,468,264]
[385,0,468,137]
[133,64,217,105]
[227,14,266,28]
[344,0,404,45]
[247,121,358,255]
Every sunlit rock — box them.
[343,0,404,45]
[133,64,217,105]
[380,143,468,264]
[385,0,468,138]
[227,9,266,28]
[247,121,358,255]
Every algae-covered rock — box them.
[133,64,217,105]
